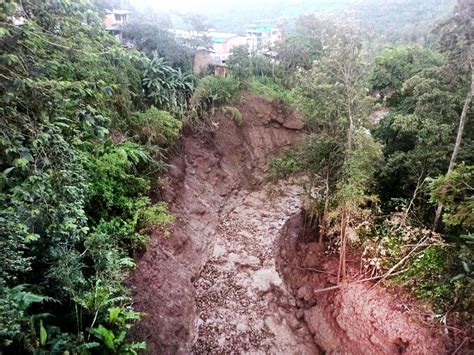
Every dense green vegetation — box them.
[0,1,245,351]
[0,0,223,352]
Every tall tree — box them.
[276,36,321,86]
[433,0,473,228]
[298,17,369,150]
[296,18,379,280]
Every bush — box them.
[0,1,175,351]
[142,55,195,117]
[226,46,280,81]
[220,106,243,126]
[130,107,182,146]
[268,155,300,181]
[247,77,300,106]
[361,219,473,320]
[188,76,241,122]
[368,45,443,93]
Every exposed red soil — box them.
[129,92,452,354]
[276,212,450,354]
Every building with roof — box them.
[103,9,132,40]
[245,20,282,54]
[173,30,246,74]
[208,31,247,65]
[193,47,214,74]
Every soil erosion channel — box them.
[129,93,447,354]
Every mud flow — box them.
[192,182,318,353]
[129,93,448,354]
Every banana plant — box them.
[142,52,194,116]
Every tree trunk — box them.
[347,106,354,152]
[402,168,425,224]
[337,211,347,284]
[320,169,331,245]
[433,68,473,229]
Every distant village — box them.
[103,9,282,76]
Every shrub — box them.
[130,107,182,146]
[247,77,300,106]
[368,45,443,93]
[361,219,473,320]
[187,76,241,122]
[142,54,195,117]
[226,46,280,81]
[220,106,243,126]
[268,155,300,181]
[0,1,175,350]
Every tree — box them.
[368,45,443,94]
[0,0,172,351]
[298,135,345,241]
[181,13,210,32]
[276,36,321,86]
[374,69,461,221]
[430,164,474,228]
[333,131,382,281]
[297,17,369,151]
[433,0,473,228]
[142,54,194,116]
[122,20,196,71]
[295,18,378,280]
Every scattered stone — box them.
[236,323,248,332]
[190,205,206,215]
[212,244,226,258]
[190,182,318,354]
[295,309,305,320]
[240,255,261,267]
[282,115,305,130]
[297,285,312,301]
[251,268,282,293]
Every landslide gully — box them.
[129,92,306,353]
[129,92,448,354]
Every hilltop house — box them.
[208,31,247,65]
[246,20,282,54]
[173,30,246,75]
[193,47,215,74]
[103,9,131,40]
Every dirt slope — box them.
[277,212,448,354]
[129,92,306,353]
[129,92,448,354]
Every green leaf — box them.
[462,261,470,273]
[13,158,29,168]
[39,320,48,346]
[450,273,465,282]
[26,233,40,242]
[89,325,116,350]
[3,166,15,175]
[0,27,10,38]
[108,306,122,323]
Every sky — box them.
[132,0,319,13]
[133,0,249,11]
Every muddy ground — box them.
[129,93,449,354]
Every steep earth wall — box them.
[129,92,306,353]
[276,212,448,354]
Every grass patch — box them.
[247,77,300,106]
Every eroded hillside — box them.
[129,93,448,354]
